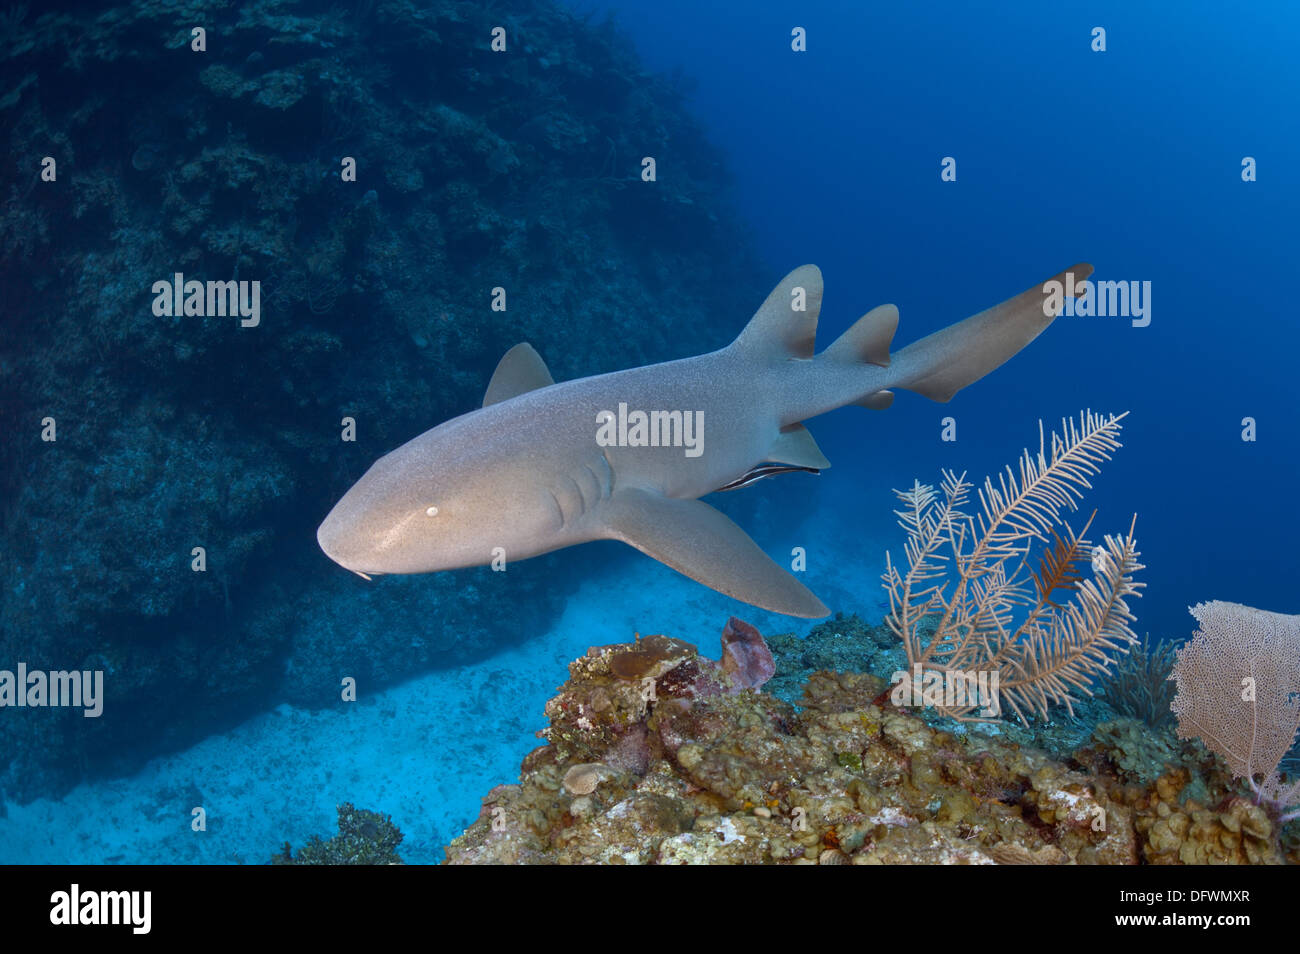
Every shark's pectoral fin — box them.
[483,343,555,407]
[600,487,830,618]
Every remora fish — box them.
[318,264,1091,617]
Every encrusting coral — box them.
[882,410,1144,724]
[444,618,1292,865]
[1133,770,1279,865]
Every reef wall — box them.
[0,0,766,799]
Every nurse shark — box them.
[318,263,1091,617]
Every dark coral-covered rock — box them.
[0,0,766,800]
[272,802,404,865]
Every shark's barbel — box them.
[318,264,1092,617]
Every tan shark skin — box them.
[318,264,1092,617]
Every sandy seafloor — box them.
[0,486,886,864]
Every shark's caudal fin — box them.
[889,263,1094,403]
[601,486,829,618]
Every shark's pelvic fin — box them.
[731,264,822,361]
[824,303,898,368]
[893,263,1094,403]
[854,389,895,410]
[769,422,831,469]
[483,342,555,407]
[601,486,830,618]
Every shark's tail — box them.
[879,263,1093,403]
[737,262,1093,422]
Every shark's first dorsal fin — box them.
[600,487,830,618]
[731,265,822,360]
[483,343,555,407]
[768,423,831,469]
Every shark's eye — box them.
[425,506,439,517]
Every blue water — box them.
[581,0,1300,639]
[1,0,1296,864]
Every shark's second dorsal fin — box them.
[824,303,897,367]
[731,265,822,360]
[483,343,555,407]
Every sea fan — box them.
[1170,600,1300,820]
[882,410,1144,724]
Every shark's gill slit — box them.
[581,462,602,505]
[599,449,615,496]
[547,488,565,530]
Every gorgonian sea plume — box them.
[883,410,1144,724]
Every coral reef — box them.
[445,619,1293,864]
[0,0,764,798]
[272,802,404,865]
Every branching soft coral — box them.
[1103,632,1179,729]
[882,410,1144,724]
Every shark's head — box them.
[316,418,560,577]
